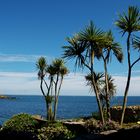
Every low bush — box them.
[1,113,39,139]
[38,122,75,140]
[84,118,120,133]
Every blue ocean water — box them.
[0,95,140,125]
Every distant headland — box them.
[0,95,16,100]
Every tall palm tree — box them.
[52,59,69,121]
[63,21,105,124]
[115,6,140,125]
[101,31,123,120]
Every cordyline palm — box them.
[52,58,69,121]
[36,57,49,119]
[85,73,116,110]
[63,21,105,124]
[101,30,123,120]
[36,57,47,97]
[115,6,140,125]
[85,72,104,92]
[100,75,116,110]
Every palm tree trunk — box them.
[90,46,105,124]
[91,73,105,124]
[53,74,59,121]
[40,79,48,119]
[53,97,58,121]
[121,32,131,126]
[104,59,111,120]
[54,77,63,121]
[121,68,131,125]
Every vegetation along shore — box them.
[0,3,140,140]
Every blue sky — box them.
[0,0,140,95]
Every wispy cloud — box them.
[0,54,53,63]
[0,71,139,96]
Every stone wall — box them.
[110,106,140,123]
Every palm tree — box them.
[36,57,68,121]
[63,21,105,124]
[36,57,49,119]
[52,59,69,120]
[101,30,123,120]
[46,64,56,120]
[85,73,116,116]
[100,75,116,110]
[85,72,104,93]
[115,6,140,125]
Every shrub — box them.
[100,120,120,131]
[38,122,75,140]
[84,118,120,133]
[92,112,101,120]
[2,113,39,133]
[84,118,99,133]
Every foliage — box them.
[115,6,140,125]
[63,21,106,124]
[38,122,75,140]
[36,57,68,121]
[2,113,39,133]
[84,118,99,133]
[84,118,120,133]
[92,112,101,120]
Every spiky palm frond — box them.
[36,57,47,79]
[78,21,105,61]
[133,36,140,52]
[53,59,64,69]
[115,6,140,35]
[62,36,86,69]
[60,66,69,77]
[47,65,56,77]
[103,30,123,63]
[78,21,104,42]
[85,72,104,91]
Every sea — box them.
[0,95,140,125]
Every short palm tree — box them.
[115,6,140,125]
[63,21,105,124]
[36,57,68,121]
[100,75,116,110]
[36,57,50,119]
[85,73,116,114]
[52,58,69,121]
[36,57,47,97]
[101,30,123,120]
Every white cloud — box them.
[113,75,140,96]
[0,71,139,96]
[0,72,90,95]
[0,54,53,63]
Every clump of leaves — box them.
[100,120,120,131]
[38,122,75,140]
[84,118,99,133]
[84,118,120,133]
[2,113,39,133]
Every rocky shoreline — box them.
[0,95,16,100]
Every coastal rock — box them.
[0,95,16,100]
